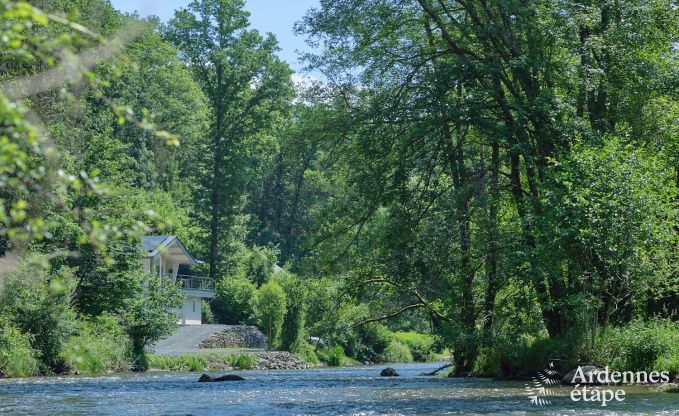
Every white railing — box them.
[162,273,214,291]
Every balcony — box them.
[162,273,215,298]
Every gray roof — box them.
[141,235,200,265]
[141,235,171,252]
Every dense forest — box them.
[0,0,678,380]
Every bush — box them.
[594,319,679,374]
[0,258,78,373]
[147,353,256,371]
[318,345,346,366]
[276,272,308,351]
[392,332,435,362]
[213,277,257,324]
[201,301,215,324]
[242,246,278,287]
[290,340,319,365]
[382,340,413,363]
[255,281,287,349]
[120,273,183,371]
[148,354,208,371]
[353,323,392,363]
[61,315,130,375]
[474,333,582,377]
[226,353,256,370]
[0,321,38,378]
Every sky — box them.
[109,0,320,74]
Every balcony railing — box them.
[161,273,214,292]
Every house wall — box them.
[177,296,201,325]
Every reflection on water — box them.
[0,363,678,415]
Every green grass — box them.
[593,319,679,375]
[226,353,256,370]
[148,353,258,371]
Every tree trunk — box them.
[208,82,225,280]
[483,139,500,333]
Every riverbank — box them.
[148,351,310,372]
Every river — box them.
[1,362,677,415]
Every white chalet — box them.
[141,235,214,325]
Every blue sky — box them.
[109,0,319,73]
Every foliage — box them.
[381,341,413,364]
[2,0,678,381]
[317,345,346,367]
[293,0,679,375]
[0,257,77,373]
[226,353,257,370]
[255,281,287,349]
[213,277,257,324]
[351,323,392,363]
[165,0,293,279]
[119,273,182,371]
[276,271,308,351]
[0,320,38,378]
[201,301,215,325]
[593,319,679,374]
[61,315,130,375]
[148,354,208,372]
[392,332,436,362]
[147,353,256,371]
[474,334,583,378]
[290,340,319,365]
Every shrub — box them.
[353,323,392,362]
[61,315,130,375]
[382,341,413,363]
[147,354,208,371]
[392,332,435,362]
[242,246,278,287]
[0,321,38,378]
[474,333,582,377]
[201,301,215,324]
[213,277,257,324]
[0,258,78,373]
[227,353,256,370]
[593,319,679,373]
[317,345,346,366]
[276,272,308,351]
[119,273,183,371]
[255,281,287,349]
[290,340,319,365]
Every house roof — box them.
[141,235,200,265]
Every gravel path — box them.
[149,325,264,356]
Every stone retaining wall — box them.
[199,325,267,349]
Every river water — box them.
[1,363,678,415]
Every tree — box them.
[255,281,287,350]
[277,271,308,351]
[119,273,182,371]
[212,276,257,324]
[166,0,294,279]
[296,0,678,373]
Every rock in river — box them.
[380,368,399,377]
[198,373,245,382]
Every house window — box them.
[193,300,196,313]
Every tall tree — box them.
[166,0,293,279]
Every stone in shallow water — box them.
[380,368,399,377]
[198,373,245,382]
